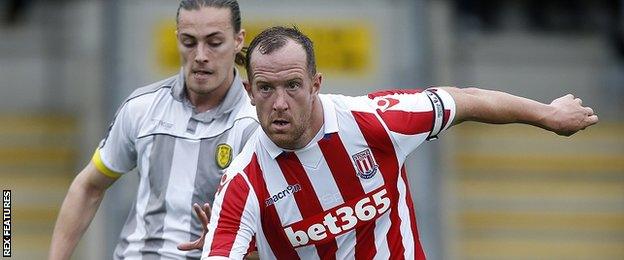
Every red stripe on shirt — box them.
[277,152,339,260]
[401,166,426,259]
[377,109,452,136]
[244,154,300,259]
[352,111,406,260]
[318,133,377,258]
[367,89,424,99]
[209,174,250,257]
[377,110,434,135]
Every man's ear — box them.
[235,29,245,53]
[312,73,322,96]
[243,80,255,106]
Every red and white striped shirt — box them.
[201,88,456,260]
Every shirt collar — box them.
[259,94,339,159]
[171,68,246,123]
[171,68,187,102]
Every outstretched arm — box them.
[440,87,598,136]
[49,162,116,260]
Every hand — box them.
[547,94,598,136]
[177,203,211,251]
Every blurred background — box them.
[1,0,623,259]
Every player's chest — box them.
[258,159,394,249]
[257,139,399,247]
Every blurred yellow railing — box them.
[0,114,77,259]
[450,122,624,260]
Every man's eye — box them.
[258,84,272,92]
[209,41,223,47]
[181,39,196,47]
[287,81,301,90]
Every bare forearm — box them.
[440,87,598,136]
[49,164,113,260]
[449,87,551,125]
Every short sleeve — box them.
[367,88,456,157]
[202,172,257,260]
[92,102,138,178]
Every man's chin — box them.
[268,134,297,150]
[188,83,217,95]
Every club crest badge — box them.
[216,143,233,169]
[352,149,378,179]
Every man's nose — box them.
[273,89,289,111]
[195,44,209,63]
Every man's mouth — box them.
[272,119,289,126]
[192,69,214,79]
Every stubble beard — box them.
[268,113,310,150]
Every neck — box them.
[187,70,235,113]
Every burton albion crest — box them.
[216,143,233,169]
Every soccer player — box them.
[200,26,598,259]
[49,1,258,259]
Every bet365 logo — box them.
[284,187,390,247]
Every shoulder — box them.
[227,130,260,173]
[122,75,177,109]
[106,75,178,132]
[232,94,258,122]
[112,75,179,127]
[228,95,259,134]
[320,93,376,112]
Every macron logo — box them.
[265,184,301,206]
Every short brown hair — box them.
[245,26,316,80]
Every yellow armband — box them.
[91,148,122,179]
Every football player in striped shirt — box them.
[201,26,598,259]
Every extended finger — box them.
[203,203,211,220]
[193,203,204,218]
[177,242,192,251]
[177,240,201,251]
[177,241,193,251]
[196,204,210,227]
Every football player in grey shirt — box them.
[49,1,257,259]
